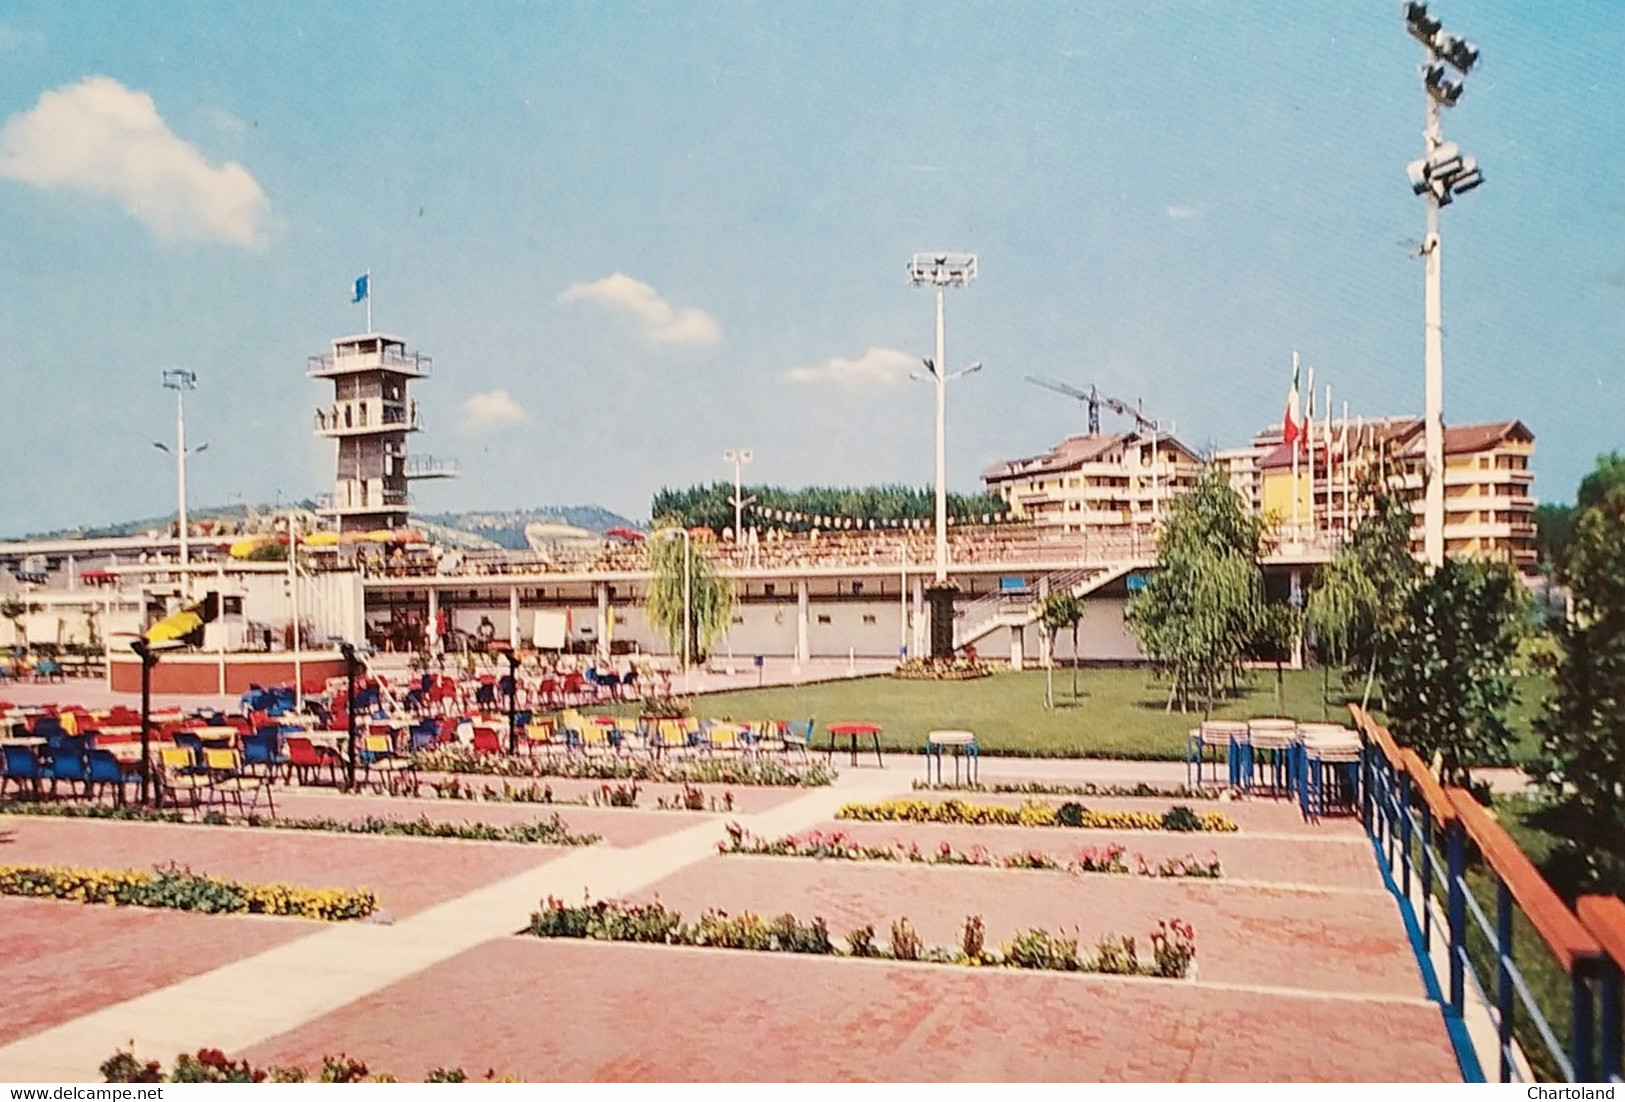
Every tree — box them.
[1381,558,1525,788]
[1533,464,1625,893]
[644,526,736,665]
[1127,468,1264,714]
[1036,590,1083,710]
[1305,489,1421,709]
[1251,602,1303,717]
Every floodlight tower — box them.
[908,251,980,658]
[1403,1,1483,567]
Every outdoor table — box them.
[826,722,884,768]
[924,730,978,786]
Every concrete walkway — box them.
[0,765,908,1082]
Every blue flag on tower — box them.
[351,273,369,304]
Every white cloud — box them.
[1166,204,1201,220]
[784,347,915,388]
[556,272,722,346]
[458,390,532,434]
[0,75,269,248]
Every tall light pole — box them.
[908,252,980,658]
[722,449,754,541]
[155,370,204,594]
[1403,2,1483,567]
[653,527,692,688]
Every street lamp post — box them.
[723,449,755,541]
[130,639,160,806]
[338,641,361,789]
[653,528,692,689]
[908,252,980,658]
[1402,2,1483,568]
[155,370,203,594]
[499,647,520,754]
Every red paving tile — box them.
[0,897,311,1046]
[636,856,1422,997]
[0,815,566,917]
[244,938,1461,1082]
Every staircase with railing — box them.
[953,560,1143,650]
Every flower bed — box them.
[0,800,599,846]
[413,746,833,787]
[890,657,993,681]
[835,798,1237,832]
[0,861,376,920]
[526,896,1197,978]
[101,1047,518,1083]
[913,780,1222,801]
[717,824,1223,878]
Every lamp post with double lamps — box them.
[1402,2,1483,568]
[908,252,981,658]
[723,449,754,542]
[154,370,206,596]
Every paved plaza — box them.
[0,752,1463,1082]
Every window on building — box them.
[850,581,864,596]
[816,614,832,624]
[763,583,776,597]
[862,614,877,625]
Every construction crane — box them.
[1024,375,1160,435]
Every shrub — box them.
[590,782,641,808]
[889,917,922,962]
[845,924,880,958]
[1150,919,1197,978]
[1161,805,1203,832]
[1002,928,1080,971]
[1094,935,1139,975]
[1055,801,1086,828]
[961,915,986,963]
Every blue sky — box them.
[1,1,1620,535]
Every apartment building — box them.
[1251,417,1536,571]
[982,432,1203,532]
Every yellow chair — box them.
[202,747,275,817]
[157,746,209,813]
[359,733,414,792]
[706,722,745,756]
[523,718,561,758]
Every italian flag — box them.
[1283,353,1302,448]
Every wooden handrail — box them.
[1348,705,1405,769]
[1445,787,1603,975]
[1576,895,1625,975]
[1398,747,1457,826]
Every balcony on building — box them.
[314,399,422,436]
[403,454,460,480]
[307,334,433,379]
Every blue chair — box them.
[242,730,285,778]
[85,749,133,805]
[1,744,46,798]
[32,715,66,741]
[49,740,90,797]
[409,717,439,751]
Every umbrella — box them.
[605,526,645,541]
[144,607,204,645]
[302,531,340,547]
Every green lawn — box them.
[679,666,1554,761]
[690,667,1355,759]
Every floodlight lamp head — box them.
[1403,1,1441,44]
[908,251,978,287]
[1435,32,1479,74]
[1424,63,1464,106]
[161,369,197,391]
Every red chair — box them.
[471,728,505,755]
[284,736,342,785]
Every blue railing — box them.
[1354,706,1620,1083]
